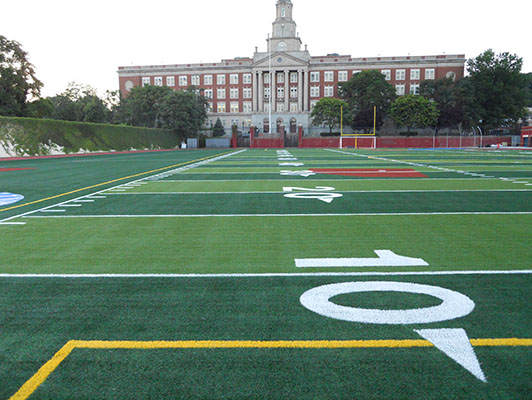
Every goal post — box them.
[339,134,377,150]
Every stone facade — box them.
[118,0,465,134]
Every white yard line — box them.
[102,189,532,195]
[24,211,532,219]
[0,270,531,278]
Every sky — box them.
[3,0,531,98]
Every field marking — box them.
[102,189,532,195]
[0,150,246,225]
[1,270,532,278]
[24,211,532,219]
[10,338,532,400]
[0,150,241,215]
[295,250,428,268]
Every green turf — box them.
[1,148,532,399]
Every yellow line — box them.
[9,341,76,400]
[10,338,532,399]
[0,151,235,214]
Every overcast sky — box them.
[3,0,531,97]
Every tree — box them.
[24,98,55,119]
[0,35,42,116]
[338,70,396,132]
[310,98,350,134]
[420,77,470,131]
[48,83,111,123]
[467,49,529,130]
[212,118,225,137]
[390,95,440,132]
[120,85,173,127]
[157,90,208,137]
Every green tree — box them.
[420,77,470,131]
[24,98,55,119]
[120,85,173,127]
[157,90,208,137]
[48,83,111,123]
[212,118,225,137]
[390,95,440,132]
[467,49,529,130]
[338,70,396,132]
[310,97,350,134]
[0,35,42,116]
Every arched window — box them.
[276,118,284,133]
[290,118,297,133]
[263,118,270,134]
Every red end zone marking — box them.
[0,168,35,172]
[311,168,428,178]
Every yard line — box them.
[0,149,247,225]
[103,189,532,195]
[24,211,532,218]
[1,270,531,278]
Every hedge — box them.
[0,117,179,156]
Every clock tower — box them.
[268,0,302,52]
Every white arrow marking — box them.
[279,162,304,167]
[295,250,428,268]
[415,328,487,383]
[284,193,343,203]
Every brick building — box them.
[118,0,465,134]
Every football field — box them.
[1,148,531,399]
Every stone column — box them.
[252,72,258,112]
[284,70,289,111]
[258,72,264,112]
[271,71,276,113]
[298,70,303,112]
[303,70,309,112]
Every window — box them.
[290,86,298,98]
[204,89,213,99]
[310,100,318,110]
[396,84,405,96]
[154,77,163,86]
[217,102,226,113]
[310,86,320,97]
[243,102,252,113]
[166,76,175,87]
[352,70,361,75]
[290,102,298,112]
[142,77,150,87]
[310,72,320,82]
[243,88,252,99]
[425,69,435,80]
[324,86,334,97]
[264,103,270,113]
[409,84,420,95]
[290,72,298,83]
[207,102,213,112]
[191,75,200,86]
[277,103,285,112]
[230,88,239,99]
[410,69,420,80]
[277,87,285,98]
[277,73,285,83]
[264,73,270,84]
[230,102,239,113]
[396,70,406,80]
[217,74,226,85]
[217,88,226,99]
[381,70,391,81]
[264,87,271,99]
[230,74,239,84]
[204,75,213,85]
[179,76,188,86]
[243,74,252,84]
[338,71,348,82]
[324,71,334,82]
